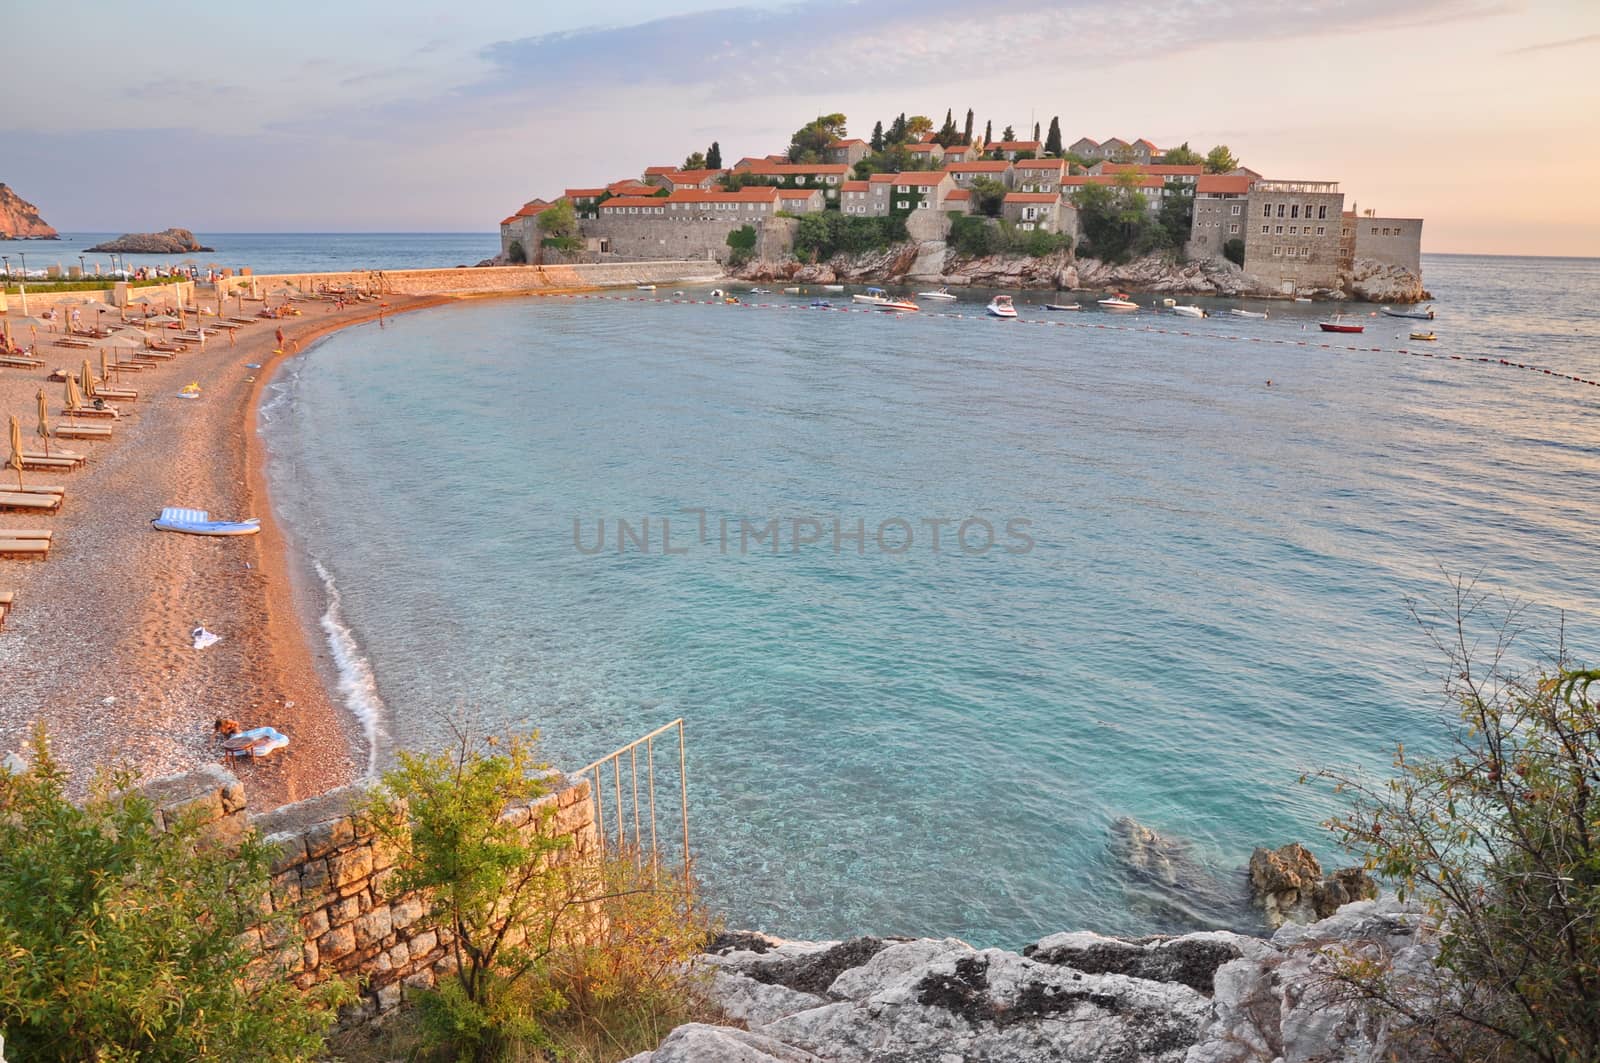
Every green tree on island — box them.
[682,150,706,170]
[871,121,885,152]
[537,199,580,247]
[0,726,347,1061]
[1001,124,1016,142]
[1045,116,1063,157]
[906,114,934,139]
[788,113,848,162]
[968,176,1008,218]
[963,108,975,144]
[1032,121,1041,142]
[984,119,993,144]
[936,108,960,147]
[1205,144,1239,173]
[1161,142,1203,166]
[706,141,722,169]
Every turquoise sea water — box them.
[262,254,1600,946]
[0,232,498,276]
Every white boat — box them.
[877,297,920,313]
[1160,297,1176,308]
[1381,304,1435,320]
[749,287,770,294]
[1293,296,1312,303]
[636,284,656,291]
[1098,296,1138,311]
[1228,308,1269,319]
[1171,305,1206,319]
[986,295,1018,318]
[222,726,289,759]
[918,287,958,301]
[1043,302,1082,311]
[710,289,725,299]
[853,287,891,306]
[822,284,845,293]
[783,287,801,295]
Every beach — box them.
[0,295,446,806]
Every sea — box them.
[250,249,1600,948]
[0,232,500,277]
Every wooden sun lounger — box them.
[0,589,13,628]
[1,355,46,368]
[93,388,138,401]
[24,448,84,461]
[0,539,50,560]
[11,485,65,496]
[55,423,112,440]
[0,492,63,514]
[0,530,52,541]
[21,456,82,472]
[61,405,118,419]
[138,349,177,359]
[54,339,95,349]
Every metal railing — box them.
[575,718,689,885]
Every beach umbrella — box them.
[101,350,113,386]
[1,317,10,351]
[9,314,49,346]
[6,415,23,490]
[82,359,97,400]
[65,374,84,415]
[35,389,50,457]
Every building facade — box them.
[1351,213,1423,275]
[1186,174,1255,259]
[1242,180,1346,293]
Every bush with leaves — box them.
[0,725,344,1061]
[1316,582,1600,1063]
[1223,237,1245,267]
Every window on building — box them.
[1289,226,1298,234]
[1263,204,1272,217]
[1318,205,1327,219]
[1261,225,1270,234]
[1316,226,1325,235]
[1304,204,1312,217]
[1301,246,1310,257]
[1275,225,1283,234]
[1290,205,1300,218]
[1231,204,1242,215]
[1371,227,1379,235]
[897,185,909,193]
[1229,223,1240,235]
[1273,246,1282,256]
[1277,204,1286,217]
[897,200,908,209]
[1286,247,1296,256]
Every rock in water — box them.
[0,184,60,239]
[1107,817,1256,931]
[85,228,214,254]
[1248,843,1378,928]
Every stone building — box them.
[839,179,873,216]
[1002,192,1062,233]
[776,188,827,214]
[866,171,957,215]
[1186,174,1255,259]
[825,138,869,166]
[1242,179,1346,293]
[945,160,1014,189]
[1013,158,1066,194]
[583,186,789,261]
[907,142,945,165]
[987,139,1042,161]
[1350,212,1423,275]
[498,200,552,261]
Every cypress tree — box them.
[1032,121,1041,142]
[984,119,992,144]
[963,109,974,144]
[871,121,884,152]
[1045,117,1062,157]
[706,141,722,169]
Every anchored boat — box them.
[918,287,958,301]
[1319,316,1365,334]
[986,295,1018,318]
[1171,305,1206,319]
[1228,308,1269,320]
[1381,304,1435,320]
[1098,294,1138,311]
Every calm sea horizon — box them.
[252,249,1599,949]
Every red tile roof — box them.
[500,215,519,226]
[738,160,851,176]
[1101,163,1203,177]
[565,188,606,198]
[945,188,971,200]
[1004,192,1059,203]
[1135,138,1160,151]
[988,140,1042,152]
[945,160,1011,173]
[827,138,866,148]
[842,180,869,191]
[643,166,677,176]
[665,169,729,183]
[607,181,656,196]
[1014,159,1066,171]
[907,143,942,152]
[515,203,552,217]
[600,187,780,207]
[1196,174,1255,195]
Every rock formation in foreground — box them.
[85,227,214,254]
[629,897,1439,1063]
[0,183,60,239]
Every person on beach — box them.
[275,326,285,349]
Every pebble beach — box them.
[0,294,447,806]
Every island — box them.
[0,183,60,239]
[85,227,214,254]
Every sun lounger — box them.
[0,530,52,541]
[1,354,46,368]
[0,538,50,560]
[54,339,94,349]
[93,387,138,401]
[0,589,14,628]
[55,423,112,440]
[21,456,83,472]
[137,349,176,359]
[0,491,64,513]
[62,404,118,419]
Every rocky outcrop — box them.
[1348,258,1431,304]
[1107,817,1257,932]
[630,897,1441,1063]
[1248,843,1378,929]
[0,184,59,239]
[1074,254,1286,298]
[85,227,213,254]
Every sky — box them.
[6,0,1599,255]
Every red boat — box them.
[1318,319,1365,334]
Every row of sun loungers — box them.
[0,530,52,561]
[0,488,65,514]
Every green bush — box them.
[0,725,345,1061]
[1223,238,1245,267]
[792,214,905,261]
[507,239,527,265]
[948,215,1070,259]
[1316,586,1600,1062]
[2,276,190,295]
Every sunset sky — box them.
[8,0,1599,256]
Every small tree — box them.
[1001,124,1016,142]
[507,239,527,265]
[1162,141,1203,166]
[0,725,344,1061]
[1045,116,1063,157]
[968,176,1008,218]
[1032,121,1041,142]
[537,199,579,242]
[936,108,960,147]
[682,151,706,170]
[984,119,993,144]
[1205,144,1239,174]
[705,141,722,169]
[906,114,934,138]
[1317,582,1600,1063]
[1222,237,1245,267]
[870,120,885,152]
[788,113,847,162]
[726,224,757,267]
[963,108,975,144]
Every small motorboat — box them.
[986,295,1018,318]
[853,287,891,306]
[1409,331,1437,341]
[1171,305,1206,319]
[749,287,770,294]
[709,289,725,299]
[1160,297,1176,308]
[1381,305,1435,320]
[783,287,802,295]
[1319,317,1365,334]
[822,284,845,293]
[636,284,656,291]
[1228,308,1269,320]
[810,299,833,309]
[1293,296,1312,304]
[1043,302,1082,311]
[1098,295,1138,311]
[877,298,920,313]
[151,506,262,536]
[918,287,958,301]
[222,726,289,760]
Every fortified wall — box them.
[139,764,596,1023]
[219,260,724,300]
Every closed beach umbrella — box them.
[82,359,97,400]
[36,388,50,457]
[101,350,113,385]
[2,317,11,350]
[65,374,83,414]
[6,415,23,490]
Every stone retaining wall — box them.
[140,764,596,1023]
[218,260,724,299]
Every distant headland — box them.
[85,228,214,254]
[0,183,60,240]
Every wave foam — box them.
[314,558,386,775]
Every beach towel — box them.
[192,626,221,650]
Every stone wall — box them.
[575,216,793,264]
[1351,215,1423,275]
[218,260,724,300]
[139,764,597,1023]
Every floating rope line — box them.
[539,294,1600,389]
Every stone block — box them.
[299,857,330,893]
[371,867,399,898]
[319,924,357,961]
[263,832,307,876]
[375,982,402,1012]
[407,929,437,958]
[387,940,410,969]
[304,816,355,860]
[303,940,319,971]
[402,969,436,995]
[330,894,362,927]
[220,778,248,814]
[391,897,426,931]
[330,846,374,889]
[355,906,393,949]
[270,870,302,910]
[301,907,329,939]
